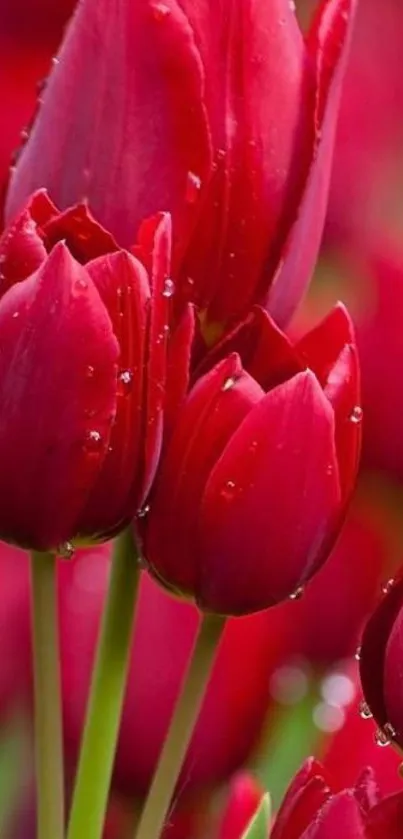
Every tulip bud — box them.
[139,303,361,615]
[0,192,182,551]
[360,570,403,755]
[6,0,356,329]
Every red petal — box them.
[267,0,357,326]
[140,213,172,502]
[198,371,341,614]
[195,306,303,391]
[0,243,119,549]
[0,190,57,293]
[296,303,356,386]
[359,572,403,737]
[272,759,331,839]
[42,202,119,262]
[78,250,150,538]
[300,791,366,839]
[382,600,403,747]
[366,792,403,839]
[6,0,211,249]
[177,0,313,322]
[143,355,263,599]
[164,302,195,442]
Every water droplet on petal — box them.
[118,369,133,394]
[289,586,304,601]
[222,376,237,392]
[58,541,75,560]
[12,311,20,319]
[349,405,363,424]
[186,171,202,203]
[83,430,103,452]
[162,278,175,298]
[137,504,150,519]
[355,646,362,661]
[150,1,171,20]
[52,56,60,67]
[382,578,395,595]
[359,700,373,720]
[86,365,95,378]
[375,726,394,747]
[75,277,88,291]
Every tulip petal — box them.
[296,303,356,386]
[177,0,313,322]
[0,190,56,293]
[6,0,212,248]
[382,601,403,746]
[300,791,366,839]
[164,302,195,441]
[0,243,119,549]
[218,774,265,839]
[140,213,172,502]
[42,202,119,262]
[143,355,263,598]
[272,759,331,839]
[359,573,403,734]
[366,792,403,839]
[268,0,357,326]
[195,306,303,391]
[199,371,341,614]
[79,250,150,538]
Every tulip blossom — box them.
[270,759,403,839]
[359,569,403,754]
[59,545,289,798]
[0,191,183,551]
[139,303,361,615]
[217,773,266,839]
[6,0,356,329]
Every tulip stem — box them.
[67,528,140,839]
[31,550,64,839]
[134,611,226,839]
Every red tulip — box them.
[59,546,289,798]
[6,0,356,329]
[0,191,184,550]
[0,541,30,716]
[284,495,387,667]
[139,303,361,615]
[271,759,402,839]
[359,569,403,754]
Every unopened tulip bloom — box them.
[360,569,403,753]
[6,0,356,329]
[0,191,183,550]
[140,303,361,615]
[271,759,403,839]
[59,545,289,797]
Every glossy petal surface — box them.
[199,372,340,614]
[0,244,119,549]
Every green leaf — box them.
[241,793,271,839]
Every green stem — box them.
[134,612,226,839]
[67,529,140,839]
[31,550,64,839]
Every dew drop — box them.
[289,586,304,601]
[162,278,175,298]
[382,578,395,595]
[222,376,237,392]
[186,171,202,203]
[84,430,103,452]
[12,311,20,319]
[86,365,95,378]
[75,277,88,291]
[359,700,373,720]
[58,541,75,560]
[137,504,150,519]
[355,646,362,662]
[52,56,60,67]
[375,727,394,747]
[349,405,363,424]
[151,1,171,20]
[118,369,133,393]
